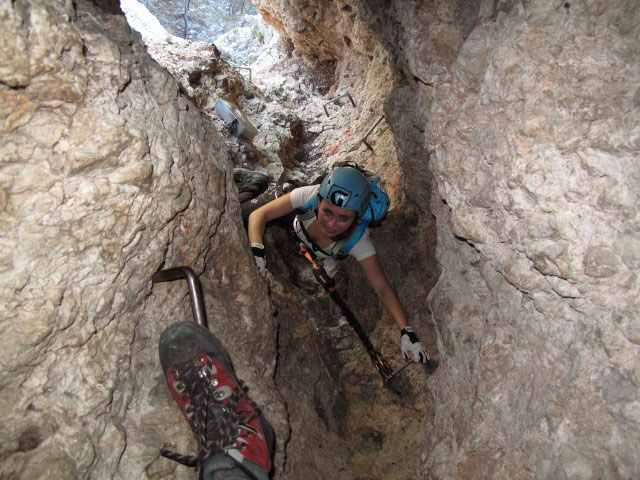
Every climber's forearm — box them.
[359,254,408,330]
[248,193,295,245]
[378,286,409,330]
[248,209,268,245]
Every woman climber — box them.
[240,165,429,364]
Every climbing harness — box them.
[299,245,411,383]
[294,162,391,260]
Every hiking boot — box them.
[159,322,274,480]
[233,168,271,196]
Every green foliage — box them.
[273,87,282,96]
[283,102,295,110]
[251,26,264,44]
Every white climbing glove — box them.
[400,326,429,363]
[251,243,267,277]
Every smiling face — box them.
[316,198,357,238]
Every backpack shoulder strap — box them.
[336,221,368,259]
[295,196,318,219]
[294,187,373,261]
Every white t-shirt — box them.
[290,185,376,261]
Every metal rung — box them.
[152,267,208,327]
[323,93,356,117]
[228,63,252,82]
[362,115,385,152]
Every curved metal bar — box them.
[228,63,252,82]
[362,115,385,152]
[152,267,208,327]
[323,93,356,117]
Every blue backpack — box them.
[296,163,390,260]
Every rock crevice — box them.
[1,0,638,479]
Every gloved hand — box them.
[251,243,266,277]
[400,326,429,363]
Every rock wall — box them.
[424,2,640,478]
[251,0,640,478]
[2,0,639,478]
[0,1,284,478]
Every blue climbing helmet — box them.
[295,163,390,260]
[317,167,371,217]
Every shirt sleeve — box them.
[348,228,376,261]
[289,185,320,209]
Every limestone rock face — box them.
[424,2,640,477]
[0,1,283,478]
[252,0,344,60]
[251,0,640,478]
[2,0,639,478]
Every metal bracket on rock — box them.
[323,93,357,117]
[382,358,415,383]
[362,115,385,152]
[152,266,208,328]
[228,63,252,82]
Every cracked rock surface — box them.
[0,1,285,478]
[1,0,639,479]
